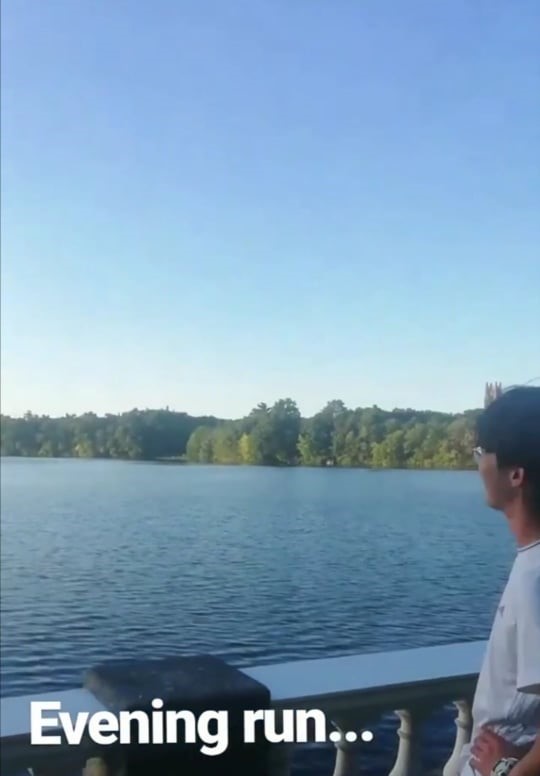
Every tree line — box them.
[0,409,218,461]
[1,399,482,469]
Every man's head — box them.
[475,386,540,524]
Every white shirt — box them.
[459,539,540,776]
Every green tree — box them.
[298,400,346,465]
[297,432,320,466]
[371,430,406,468]
[212,426,241,464]
[238,433,260,464]
[186,426,214,463]
[267,399,302,465]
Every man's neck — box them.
[505,503,540,548]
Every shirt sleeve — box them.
[516,567,540,694]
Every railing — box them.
[0,640,486,776]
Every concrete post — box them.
[83,654,271,775]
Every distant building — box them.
[484,381,503,407]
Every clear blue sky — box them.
[1,0,539,419]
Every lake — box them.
[0,458,514,773]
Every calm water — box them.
[0,458,514,773]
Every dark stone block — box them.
[84,654,267,715]
[83,654,271,776]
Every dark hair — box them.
[476,386,540,517]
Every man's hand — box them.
[470,727,523,776]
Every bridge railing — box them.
[0,640,485,776]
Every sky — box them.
[1,0,539,420]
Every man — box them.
[458,386,540,776]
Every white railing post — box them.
[329,714,377,776]
[388,707,429,776]
[332,735,362,776]
[442,700,473,776]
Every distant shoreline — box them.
[1,401,481,470]
[1,453,476,472]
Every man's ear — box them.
[510,467,526,488]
